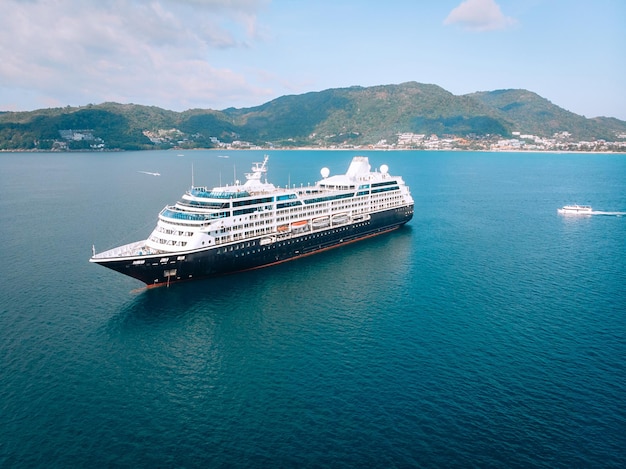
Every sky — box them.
[1,0,625,119]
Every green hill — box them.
[1,82,624,150]
[222,83,509,145]
[467,89,619,140]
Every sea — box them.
[0,150,625,468]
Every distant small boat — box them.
[558,204,592,215]
[138,171,161,176]
[218,155,230,158]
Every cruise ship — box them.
[90,156,414,286]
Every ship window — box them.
[233,196,273,207]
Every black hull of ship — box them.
[96,205,413,286]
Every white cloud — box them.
[444,0,516,32]
[0,0,271,111]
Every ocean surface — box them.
[1,150,625,468]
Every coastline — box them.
[1,148,623,154]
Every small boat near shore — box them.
[558,204,592,215]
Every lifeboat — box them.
[312,217,330,229]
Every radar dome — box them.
[321,167,330,178]
[380,164,389,175]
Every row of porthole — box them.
[149,236,188,247]
[156,226,194,236]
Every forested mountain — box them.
[1,82,624,151]
[468,89,623,140]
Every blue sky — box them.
[1,0,625,119]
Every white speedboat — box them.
[558,204,592,215]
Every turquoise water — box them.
[1,150,625,467]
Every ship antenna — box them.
[191,162,195,188]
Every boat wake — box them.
[590,211,626,217]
